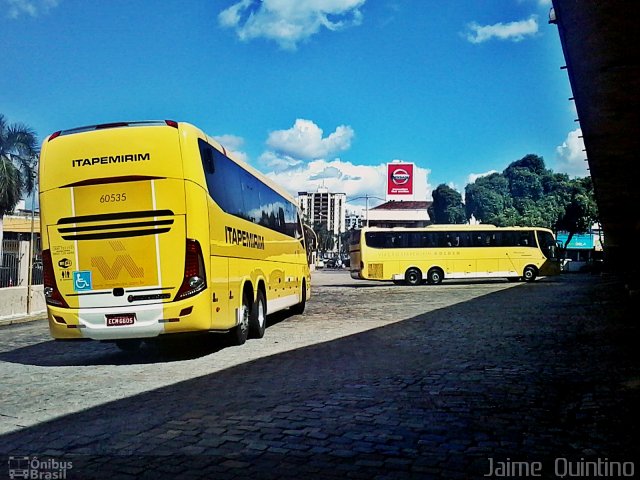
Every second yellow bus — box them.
[350,225,561,285]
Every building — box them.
[0,212,41,288]
[557,225,604,273]
[345,211,363,231]
[297,187,346,237]
[550,1,640,288]
[366,200,432,228]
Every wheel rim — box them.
[408,271,419,284]
[524,268,534,280]
[257,299,265,327]
[240,304,250,335]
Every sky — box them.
[1,0,588,212]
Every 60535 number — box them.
[99,193,127,203]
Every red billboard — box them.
[387,163,414,195]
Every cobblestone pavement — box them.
[0,272,638,479]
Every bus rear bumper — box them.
[47,295,212,341]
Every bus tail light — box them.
[42,249,69,308]
[175,239,206,301]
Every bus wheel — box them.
[115,339,142,352]
[290,281,306,315]
[230,291,251,345]
[249,289,267,339]
[523,266,537,282]
[405,268,422,286]
[427,268,443,285]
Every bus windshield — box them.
[537,230,560,260]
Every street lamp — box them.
[347,194,385,227]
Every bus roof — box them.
[41,120,298,206]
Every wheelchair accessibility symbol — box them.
[73,271,93,292]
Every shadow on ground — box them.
[1,275,638,479]
[0,311,299,367]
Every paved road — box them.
[0,272,638,479]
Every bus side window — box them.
[429,233,437,247]
[473,234,484,247]
[199,139,215,174]
[502,232,517,247]
[519,232,534,246]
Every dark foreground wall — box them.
[551,1,640,290]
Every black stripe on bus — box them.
[61,228,171,241]
[58,219,174,233]
[67,287,174,297]
[58,210,174,225]
[126,287,174,293]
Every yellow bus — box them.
[39,120,310,350]
[349,225,561,285]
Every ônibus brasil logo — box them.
[391,168,411,185]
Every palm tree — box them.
[0,114,39,263]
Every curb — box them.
[0,312,47,327]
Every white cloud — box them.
[465,15,538,44]
[4,0,58,18]
[213,134,249,164]
[220,118,431,210]
[466,170,498,185]
[266,158,432,212]
[213,134,244,151]
[259,150,303,171]
[263,119,354,165]
[218,0,366,50]
[555,128,589,178]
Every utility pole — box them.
[26,178,36,315]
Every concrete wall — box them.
[0,285,46,319]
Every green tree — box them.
[428,184,466,224]
[555,177,598,253]
[464,154,598,236]
[0,114,39,260]
[465,173,512,224]
[313,222,334,255]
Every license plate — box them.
[106,313,136,326]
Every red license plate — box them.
[106,313,136,326]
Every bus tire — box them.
[427,267,444,285]
[290,281,306,315]
[249,289,267,339]
[405,268,422,286]
[115,339,142,352]
[230,290,251,346]
[523,266,537,282]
